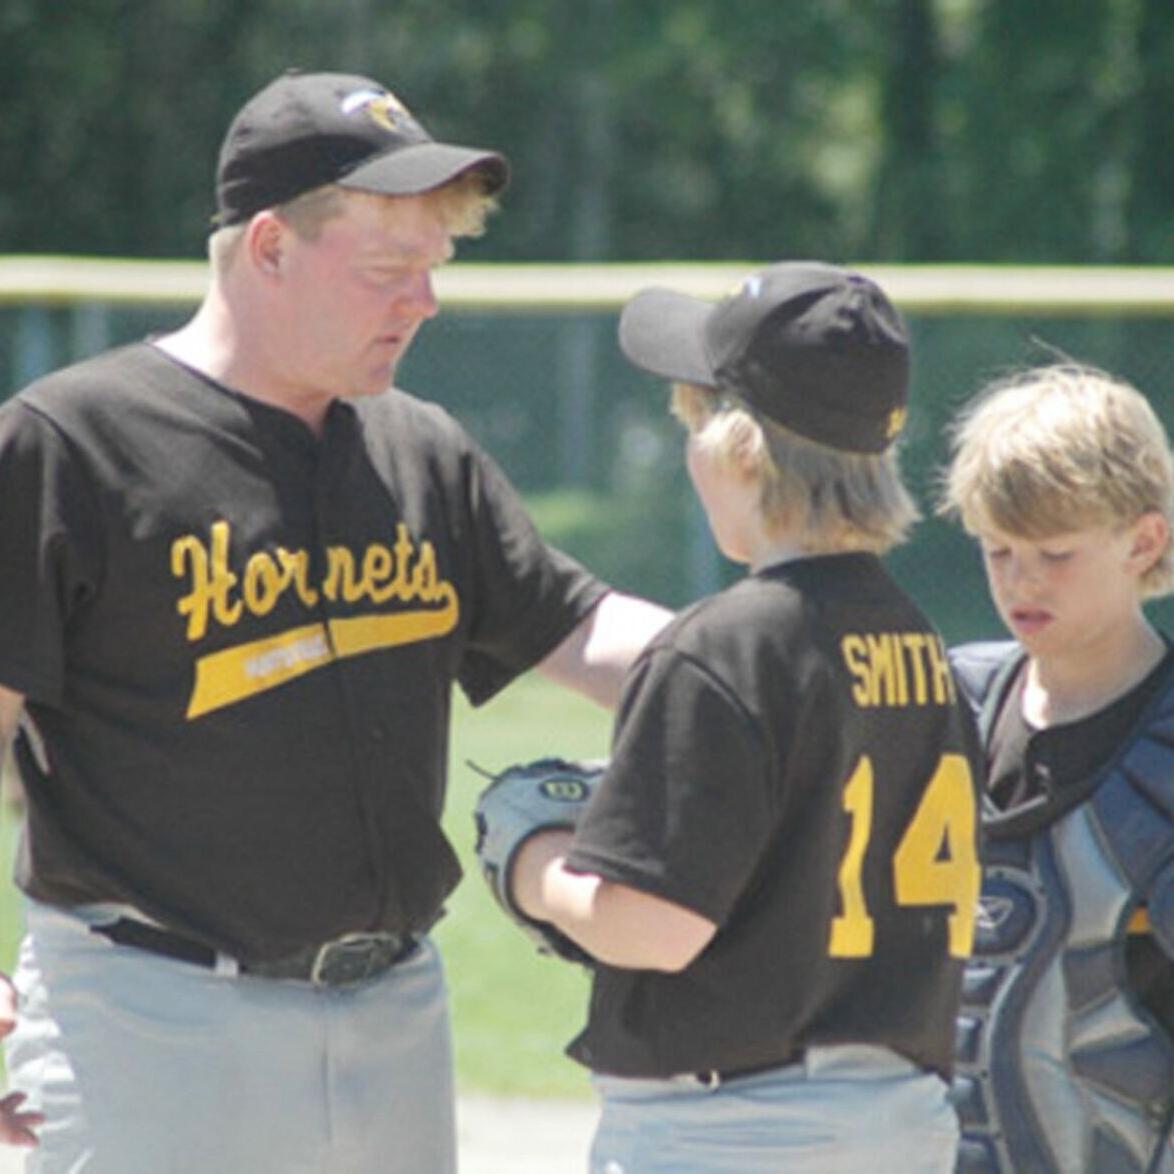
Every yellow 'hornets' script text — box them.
[171,520,456,641]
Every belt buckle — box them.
[310,932,403,988]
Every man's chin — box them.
[347,370,398,399]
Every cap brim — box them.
[618,288,716,387]
[340,142,509,197]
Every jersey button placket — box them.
[311,419,399,926]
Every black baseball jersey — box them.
[0,342,607,962]
[565,553,982,1080]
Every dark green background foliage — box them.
[5,300,1174,646]
[2,0,1173,263]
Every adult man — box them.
[0,70,669,1172]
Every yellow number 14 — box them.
[829,754,979,959]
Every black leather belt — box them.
[91,917,419,989]
[692,1048,805,1089]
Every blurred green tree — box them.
[0,0,1171,263]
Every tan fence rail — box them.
[5,256,1174,315]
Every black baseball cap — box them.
[214,70,510,227]
[619,261,910,453]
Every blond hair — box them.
[209,171,497,274]
[940,363,1174,596]
[671,383,919,554]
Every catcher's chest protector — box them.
[951,645,1174,1174]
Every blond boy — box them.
[941,364,1174,1173]
[500,262,983,1172]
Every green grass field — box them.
[0,672,612,1099]
[437,673,612,1098]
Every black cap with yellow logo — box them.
[619,261,910,454]
[214,70,509,227]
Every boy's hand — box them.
[473,756,604,964]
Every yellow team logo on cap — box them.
[341,88,411,134]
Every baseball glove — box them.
[473,756,606,965]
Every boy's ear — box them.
[730,433,762,481]
[1127,510,1170,575]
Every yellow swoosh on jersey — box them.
[186,600,459,718]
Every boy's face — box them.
[977,514,1166,659]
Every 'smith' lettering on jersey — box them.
[171,519,459,719]
[840,631,955,708]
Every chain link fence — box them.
[4,262,1174,640]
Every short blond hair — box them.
[208,172,497,274]
[671,383,919,554]
[940,363,1174,596]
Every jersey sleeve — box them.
[0,401,104,703]
[565,646,777,923]
[455,441,609,705]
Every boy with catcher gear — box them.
[940,364,1174,1173]
[485,261,984,1173]
[0,69,670,1172]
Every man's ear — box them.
[245,212,286,277]
[1128,510,1170,576]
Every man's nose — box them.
[399,271,439,320]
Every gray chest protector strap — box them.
[950,642,1174,1174]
